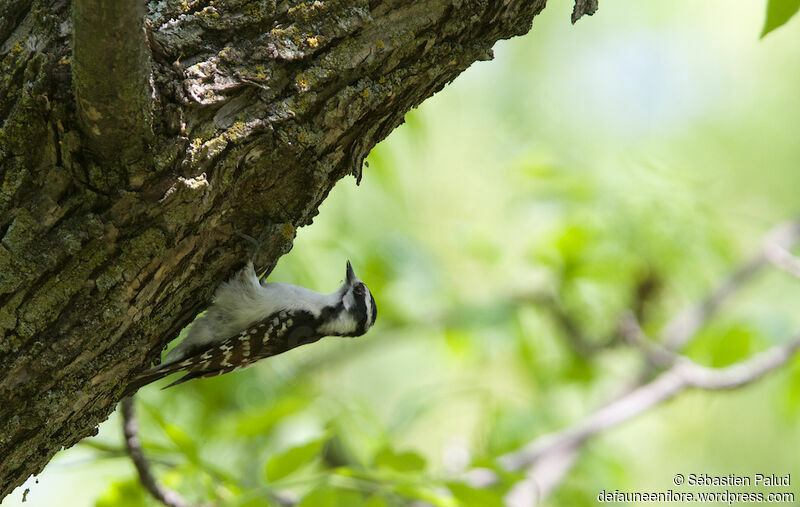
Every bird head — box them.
[324,261,377,337]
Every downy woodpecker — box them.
[125,261,376,394]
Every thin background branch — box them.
[662,220,800,350]
[473,219,800,505]
[121,397,189,507]
[499,338,800,472]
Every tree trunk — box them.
[0,0,556,497]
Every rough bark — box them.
[72,0,153,165]
[0,0,550,497]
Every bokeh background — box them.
[6,1,800,505]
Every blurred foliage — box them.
[10,1,800,506]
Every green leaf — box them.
[446,482,504,507]
[233,497,274,507]
[686,322,764,368]
[298,486,365,507]
[234,397,309,437]
[265,438,326,482]
[761,0,800,37]
[95,479,148,507]
[373,447,426,472]
[393,484,454,506]
[780,353,800,417]
[163,423,200,464]
[363,495,390,507]
[298,487,338,507]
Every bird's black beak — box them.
[346,260,356,285]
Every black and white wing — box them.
[124,309,320,395]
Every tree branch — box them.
[619,312,678,368]
[499,337,800,471]
[72,0,152,166]
[763,222,800,279]
[473,218,800,504]
[661,219,800,350]
[1,1,553,497]
[121,397,188,507]
[571,0,599,24]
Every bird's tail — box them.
[121,360,190,397]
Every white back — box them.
[165,263,342,362]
